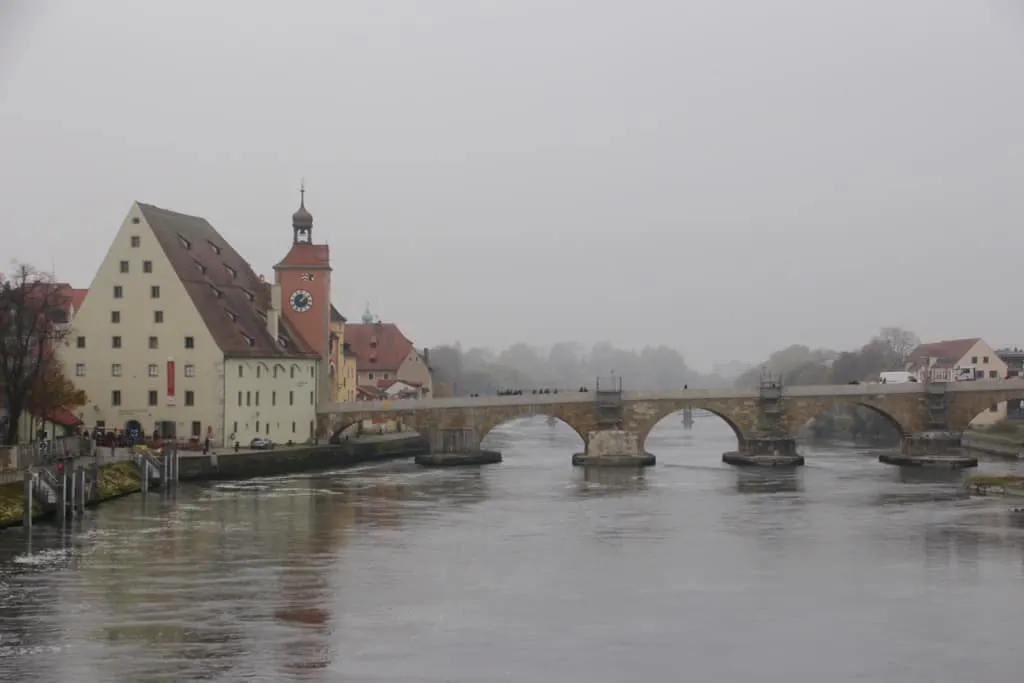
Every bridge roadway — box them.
[323,378,1024,415]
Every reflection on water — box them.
[734,469,803,494]
[1,417,1024,682]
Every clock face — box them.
[289,289,313,313]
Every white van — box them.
[878,371,917,384]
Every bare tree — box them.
[0,263,73,445]
[875,327,920,365]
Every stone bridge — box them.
[319,379,1024,465]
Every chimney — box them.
[267,282,281,339]
[422,347,430,367]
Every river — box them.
[1,416,1024,682]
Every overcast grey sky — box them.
[2,1,1023,371]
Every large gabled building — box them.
[62,196,333,446]
[906,337,1009,426]
[345,308,433,400]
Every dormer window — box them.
[193,260,206,274]
[207,241,221,255]
[241,332,254,346]
[242,288,255,303]
[178,235,191,250]
[225,265,236,279]
[256,309,267,320]
[225,309,238,322]
[278,337,288,347]
[209,284,223,298]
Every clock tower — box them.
[274,185,333,406]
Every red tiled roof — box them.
[345,322,415,371]
[356,385,383,400]
[66,288,87,313]
[138,203,318,359]
[907,338,981,365]
[43,408,82,428]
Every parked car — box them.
[249,437,275,450]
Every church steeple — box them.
[292,181,313,244]
[361,302,374,324]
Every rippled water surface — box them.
[2,417,1024,682]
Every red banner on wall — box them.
[167,358,176,406]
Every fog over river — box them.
[2,416,1024,683]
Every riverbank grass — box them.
[965,474,1024,488]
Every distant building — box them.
[996,347,1024,418]
[346,308,432,400]
[906,337,1008,426]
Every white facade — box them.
[223,358,318,445]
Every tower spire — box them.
[291,179,313,244]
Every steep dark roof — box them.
[330,304,346,323]
[137,203,318,359]
[345,321,414,371]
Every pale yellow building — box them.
[61,201,322,446]
[329,306,358,403]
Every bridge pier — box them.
[879,433,977,468]
[572,430,655,468]
[414,428,502,467]
[722,438,805,467]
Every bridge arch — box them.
[790,401,905,445]
[782,397,910,438]
[478,411,588,448]
[635,404,748,452]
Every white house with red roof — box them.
[345,308,432,400]
[906,337,1009,425]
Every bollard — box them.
[76,467,86,515]
[22,471,33,529]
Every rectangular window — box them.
[148,336,158,349]
[271,390,276,406]
[154,310,164,324]
[971,356,978,364]
[256,420,261,432]
[76,336,86,348]
[232,421,238,437]
[184,364,195,377]
[131,235,141,248]
[185,391,195,407]
[111,363,122,377]
[111,310,121,324]
[292,421,296,433]
[289,391,294,406]
[191,420,201,437]
[184,336,194,349]
[112,336,122,349]
[983,356,990,364]
[143,260,153,273]
[255,391,260,407]
[119,260,129,273]
[310,391,314,404]
[238,366,243,378]
[990,404,999,412]
[990,370,998,378]
[148,390,158,406]
[246,391,251,407]
[113,285,123,298]
[266,423,269,435]
[151,285,160,298]
[112,390,121,406]
[148,364,159,377]
[237,391,242,406]
[75,363,85,377]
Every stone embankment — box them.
[964,474,1024,498]
[0,434,428,530]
